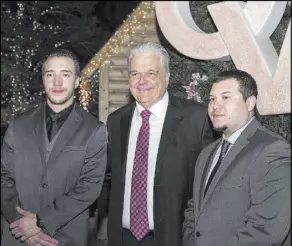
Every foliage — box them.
[158,1,291,142]
[183,72,207,103]
[1,1,101,125]
[1,1,290,142]
[1,1,139,126]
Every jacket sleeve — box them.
[182,196,196,246]
[38,123,108,237]
[104,116,112,186]
[1,120,23,223]
[227,140,291,245]
[183,105,217,245]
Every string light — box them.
[79,1,155,109]
[1,1,155,124]
[1,2,64,125]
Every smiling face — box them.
[208,78,256,137]
[43,56,79,111]
[129,52,170,109]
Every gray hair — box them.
[128,42,170,73]
[42,49,80,77]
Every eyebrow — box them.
[129,70,138,73]
[45,70,73,74]
[209,91,232,97]
[129,69,159,73]
[148,69,159,73]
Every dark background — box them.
[1,1,291,141]
[1,1,140,127]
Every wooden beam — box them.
[99,61,110,123]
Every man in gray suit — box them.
[1,49,107,246]
[183,70,291,246]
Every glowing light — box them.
[79,1,155,109]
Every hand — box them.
[26,232,59,246]
[10,207,41,241]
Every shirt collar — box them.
[223,116,255,144]
[135,91,169,119]
[46,102,75,120]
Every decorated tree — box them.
[1,1,112,126]
[1,1,140,127]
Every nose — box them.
[137,73,147,85]
[211,99,222,110]
[53,75,62,86]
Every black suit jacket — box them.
[106,94,217,246]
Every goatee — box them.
[213,125,228,133]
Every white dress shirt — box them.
[205,117,255,185]
[122,91,169,229]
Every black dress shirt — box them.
[45,103,74,141]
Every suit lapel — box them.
[120,103,135,186]
[42,104,83,175]
[195,140,220,211]
[155,96,184,174]
[34,103,47,166]
[120,95,184,183]
[200,118,260,211]
[201,138,248,208]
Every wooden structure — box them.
[80,1,160,122]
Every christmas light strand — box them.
[1,2,64,124]
[79,1,155,109]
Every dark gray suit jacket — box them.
[1,102,107,246]
[107,94,218,246]
[183,118,291,246]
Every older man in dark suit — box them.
[106,42,217,246]
[1,49,107,246]
[183,70,291,246]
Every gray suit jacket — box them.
[183,118,291,246]
[1,103,107,246]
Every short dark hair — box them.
[42,49,80,77]
[213,69,258,101]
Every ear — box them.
[165,73,170,88]
[74,76,80,89]
[246,96,257,112]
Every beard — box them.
[213,125,228,133]
[46,89,75,105]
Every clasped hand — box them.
[9,206,58,245]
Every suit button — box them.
[196,231,200,237]
[42,184,48,188]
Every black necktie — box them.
[204,140,231,197]
[49,114,60,142]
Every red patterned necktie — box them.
[130,109,151,241]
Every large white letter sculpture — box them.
[155,1,291,115]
